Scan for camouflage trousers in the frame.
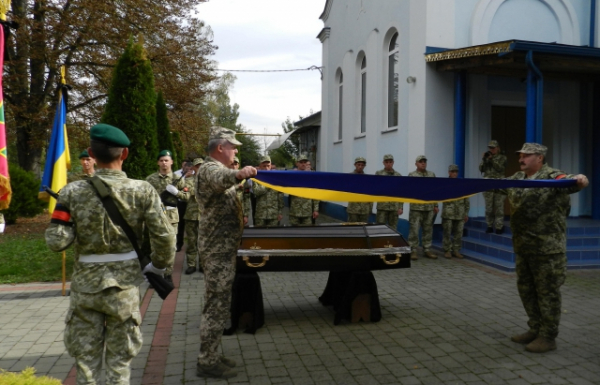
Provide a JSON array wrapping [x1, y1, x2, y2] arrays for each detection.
[[348, 213, 369, 223], [289, 216, 312, 226], [516, 253, 567, 339], [166, 222, 178, 276], [198, 252, 236, 366], [408, 210, 435, 251], [376, 210, 398, 230], [483, 191, 505, 229], [442, 218, 464, 252], [65, 287, 142, 385], [185, 220, 199, 268], [255, 218, 279, 227]]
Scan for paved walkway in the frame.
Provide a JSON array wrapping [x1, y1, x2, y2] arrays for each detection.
[[1, 227, 600, 384]]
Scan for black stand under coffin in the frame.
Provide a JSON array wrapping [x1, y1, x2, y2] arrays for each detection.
[[238, 224, 411, 272]]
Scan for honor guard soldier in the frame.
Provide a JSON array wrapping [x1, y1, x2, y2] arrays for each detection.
[[45, 123, 175, 384], [146, 149, 189, 283], [288, 153, 319, 226], [252, 155, 283, 226], [408, 155, 439, 260], [441, 165, 470, 259], [347, 157, 373, 223], [183, 157, 204, 274], [68, 149, 96, 183], [479, 140, 507, 234], [498, 143, 588, 353], [375, 154, 403, 228]]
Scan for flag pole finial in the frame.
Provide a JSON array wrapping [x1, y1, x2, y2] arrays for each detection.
[[0, 0, 11, 21]]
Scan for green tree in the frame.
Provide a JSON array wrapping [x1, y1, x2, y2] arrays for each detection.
[[269, 117, 300, 168], [172, 132, 185, 167], [155, 91, 177, 165], [101, 37, 158, 179], [0, 163, 46, 224]]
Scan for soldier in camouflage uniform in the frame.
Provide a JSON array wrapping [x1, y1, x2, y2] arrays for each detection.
[[498, 143, 588, 353], [479, 140, 507, 234], [232, 156, 252, 226], [196, 126, 257, 378], [146, 149, 189, 282], [45, 123, 175, 385], [347, 157, 373, 222], [408, 155, 439, 260], [374, 154, 403, 228], [252, 155, 283, 226], [183, 158, 204, 275], [289, 153, 319, 226], [441, 165, 470, 259], [67, 149, 95, 183]]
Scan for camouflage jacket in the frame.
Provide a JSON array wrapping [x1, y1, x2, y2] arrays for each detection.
[[45, 169, 175, 293], [253, 182, 284, 220], [374, 169, 404, 211], [408, 170, 438, 211], [196, 156, 244, 255], [347, 170, 374, 215], [146, 171, 189, 224], [499, 164, 580, 256], [441, 197, 470, 220], [479, 153, 507, 179], [289, 195, 319, 218], [183, 176, 201, 221], [67, 172, 94, 184], [237, 180, 252, 218]]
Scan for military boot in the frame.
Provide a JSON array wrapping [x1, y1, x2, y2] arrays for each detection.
[[220, 356, 237, 368], [525, 336, 556, 353], [424, 250, 437, 259], [411, 251, 418, 260], [197, 362, 237, 378], [452, 251, 464, 259], [444, 252, 451, 259], [510, 331, 537, 344]]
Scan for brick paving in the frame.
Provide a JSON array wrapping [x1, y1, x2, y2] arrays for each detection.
[[1, 219, 600, 384]]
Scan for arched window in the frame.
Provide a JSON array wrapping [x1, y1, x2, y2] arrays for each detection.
[[338, 71, 343, 140], [360, 56, 367, 134], [387, 33, 399, 128]]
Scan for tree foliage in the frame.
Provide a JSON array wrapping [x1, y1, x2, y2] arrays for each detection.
[[3, 0, 216, 175], [101, 37, 158, 179], [0, 163, 46, 224], [155, 90, 177, 165], [269, 117, 300, 169]]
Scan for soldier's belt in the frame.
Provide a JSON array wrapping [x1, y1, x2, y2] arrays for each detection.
[[79, 251, 137, 263]]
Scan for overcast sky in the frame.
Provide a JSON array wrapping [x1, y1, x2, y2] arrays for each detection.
[[196, 0, 325, 146]]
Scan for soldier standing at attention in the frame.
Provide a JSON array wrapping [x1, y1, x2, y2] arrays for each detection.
[[252, 155, 283, 226], [408, 155, 439, 260], [68, 149, 96, 183], [347, 157, 373, 223], [45, 123, 175, 384], [146, 149, 188, 283], [441, 164, 469, 259], [183, 158, 204, 275], [288, 153, 319, 226], [196, 127, 257, 378], [375, 154, 403, 228], [479, 140, 507, 233], [498, 143, 588, 353]]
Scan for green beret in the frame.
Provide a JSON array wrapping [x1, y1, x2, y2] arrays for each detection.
[[157, 149, 173, 160], [79, 149, 90, 159], [90, 123, 131, 147]]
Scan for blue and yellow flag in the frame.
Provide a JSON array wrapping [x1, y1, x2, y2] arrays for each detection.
[[252, 170, 577, 203], [39, 73, 71, 213]]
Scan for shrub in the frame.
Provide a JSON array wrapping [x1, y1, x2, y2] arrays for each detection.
[[0, 367, 62, 384], [0, 163, 46, 224]]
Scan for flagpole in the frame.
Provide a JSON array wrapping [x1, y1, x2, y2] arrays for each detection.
[[60, 66, 67, 296]]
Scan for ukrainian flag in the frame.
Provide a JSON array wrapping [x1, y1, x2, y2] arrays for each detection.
[[39, 83, 71, 213]]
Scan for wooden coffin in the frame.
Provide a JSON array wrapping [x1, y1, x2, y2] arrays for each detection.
[[237, 224, 411, 272]]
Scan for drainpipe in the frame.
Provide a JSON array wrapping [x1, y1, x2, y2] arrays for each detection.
[[454, 71, 467, 177], [591, 0, 597, 47], [525, 51, 544, 143]]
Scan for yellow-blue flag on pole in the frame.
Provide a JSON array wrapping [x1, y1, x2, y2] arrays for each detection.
[[39, 67, 71, 213]]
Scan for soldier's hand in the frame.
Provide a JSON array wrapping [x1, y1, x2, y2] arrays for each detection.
[[236, 166, 257, 180], [165, 184, 179, 195], [573, 174, 589, 189], [313, 211, 319, 219], [434, 207, 439, 214], [397, 208, 403, 216], [243, 216, 249, 226]]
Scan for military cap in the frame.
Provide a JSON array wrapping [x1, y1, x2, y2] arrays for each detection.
[[297, 153, 309, 162], [516, 142, 547, 156], [259, 155, 271, 164], [415, 155, 427, 162], [79, 149, 90, 159], [157, 149, 173, 160], [448, 164, 459, 172], [488, 140, 499, 148], [233, 156, 240, 163], [209, 126, 242, 145], [90, 123, 131, 147], [354, 157, 366, 164], [192, 157, 204, 166], [383, 154, 394, 161]]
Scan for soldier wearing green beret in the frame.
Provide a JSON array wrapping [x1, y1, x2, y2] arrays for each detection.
[[479, 139, 507, 234], [496, 143, 589, 353], [346, 157, 373, 223], [45, 123, 175, 384], [289, 153, 319, 226], [146, 149, 189, 283], [251, 155, 283, 226], [441, 164, 469, 259], [375, 154, 403, 228], [408, 155, 438, 260], [67, 149, 96, 183]]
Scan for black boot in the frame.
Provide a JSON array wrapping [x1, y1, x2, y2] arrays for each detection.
[[495, 226, 504, 234], [485, 227, 493, 234]]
